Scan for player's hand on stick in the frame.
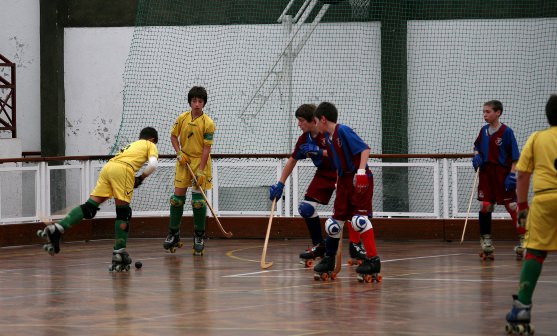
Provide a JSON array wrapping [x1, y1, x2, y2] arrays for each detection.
[[505, 172, 517, 191], [176, 150, 190, 165], [354, 169, 368, 193], [269, 182, 284, 201], [472, 154, 483, 171], [299, 143, 323, 158], [517, 202, 529, 229], [134, 175, 144, 188], [193, 170, 206, 187]]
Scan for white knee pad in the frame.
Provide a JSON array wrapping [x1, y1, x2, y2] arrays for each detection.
[[325, 217, 344, 238], [351, 215, 373, 233]]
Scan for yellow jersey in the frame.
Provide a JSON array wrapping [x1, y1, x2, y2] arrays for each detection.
[[110, 139, 159, 173], [516, 126, 557, 194], [171, 111, 215, 158]]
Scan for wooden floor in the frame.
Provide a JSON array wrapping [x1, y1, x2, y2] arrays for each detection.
[[1, 238, 556, 336]]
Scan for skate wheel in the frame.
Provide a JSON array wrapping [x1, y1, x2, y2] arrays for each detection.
[[357, 274, 364, 283], [125, 264, 131, 271], [169, 247, 177, 253], [313, 273, 321, 281], [321, 273, 329, 281], [37, 229, 45, 238], [347, 259, 354, 266], [357, 259, 363, 266], [177, 242, 184, 248], [516, 324, 525, 334], [363, 274, 373, 283], [331, 272, 338, 280], [375, 274, 383, 282], [305, 260, 314, 268]]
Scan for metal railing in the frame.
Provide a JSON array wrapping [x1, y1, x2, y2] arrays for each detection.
[[0, 154, 515, 224]]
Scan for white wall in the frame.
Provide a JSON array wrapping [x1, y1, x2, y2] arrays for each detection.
[[64, 28, 134, 155], [0, 0, 41, 152]]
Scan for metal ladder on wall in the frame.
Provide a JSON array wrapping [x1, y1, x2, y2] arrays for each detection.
[[240, 0, 330, 121]]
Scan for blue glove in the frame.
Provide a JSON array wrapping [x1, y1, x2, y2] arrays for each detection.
[[472, 154, 483, 171], [299, 143, 323, 158], [269, 182, 285, 201], [293, 149, 306, 161], [505, 172, 517, 191]]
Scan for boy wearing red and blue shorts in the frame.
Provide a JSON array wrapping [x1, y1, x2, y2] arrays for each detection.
[[472, 100, 520, 259], [312, 102, 380, 279]]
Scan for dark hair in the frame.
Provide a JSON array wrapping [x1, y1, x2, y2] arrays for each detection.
[[188, 86, 208, 105], [139, 127, 158, 144], [314, 102, 338, 123], [295, 104, 317, 122], [546, 94, 557, 126], [484, 100, 503, 114]]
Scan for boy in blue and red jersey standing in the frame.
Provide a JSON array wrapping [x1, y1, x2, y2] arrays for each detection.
[[472, 100, 521, 260], [313, 102, 380, 281], [269, 104, 341, 266]]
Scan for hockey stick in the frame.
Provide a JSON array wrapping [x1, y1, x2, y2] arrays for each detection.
[[333, 228, 343, 275], [261, 198, 276, 269], [460, 168, 480, 244], [185, 163, 233, 238]]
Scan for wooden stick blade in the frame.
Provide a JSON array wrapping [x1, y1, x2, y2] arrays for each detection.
[[260, 199, 276, 269], [460, 168, 480, 244], [260, 261, 273, 269], [333, 231, 343, 274], [184, 162, 233, 238]]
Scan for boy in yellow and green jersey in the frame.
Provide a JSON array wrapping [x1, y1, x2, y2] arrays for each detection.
[[505, 94, 557, 334], [38, 127, 159, 272], [164, 86, 215, 255]]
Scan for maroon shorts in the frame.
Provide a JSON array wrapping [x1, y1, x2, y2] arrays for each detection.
[[333, 171, 373, 220], [305, 169, 337, 204], [477, 163, 516, 205]]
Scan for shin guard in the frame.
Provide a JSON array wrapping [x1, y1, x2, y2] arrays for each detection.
[[114, 205, 131, 250], [169, 195, 185, 232], [192, 192, 207, 232], [518, 249, 547, 305], [360, 229, 378, 258], [304, 216, 324, 246], [478, 211, 492, 236]]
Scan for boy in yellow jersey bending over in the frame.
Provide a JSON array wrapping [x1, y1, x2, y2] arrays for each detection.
[[505, 94, 557, 334], [38, 127, 159, 272], [164, 86, 215, 255]]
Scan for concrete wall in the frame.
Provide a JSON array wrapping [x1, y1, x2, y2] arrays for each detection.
[[0, 0, 41, 152]]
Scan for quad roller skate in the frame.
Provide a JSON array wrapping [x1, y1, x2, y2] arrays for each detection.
[[348, 242, 367, 266], [356, 256, 382, 283], [313, 255, 337, 281], [192, 231, 205, 256], [299, 242, 326, 268], [479, 234, 495, 260], [109, 248, 132, 272], [36, 223, 64, 256], [514, 235, 525, 261], [505, 295, 535, 335], [163, 230, 184, 253]]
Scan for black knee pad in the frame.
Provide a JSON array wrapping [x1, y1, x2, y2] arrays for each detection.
[[116, 206, 132, 222], [80, 201, 99, 219]]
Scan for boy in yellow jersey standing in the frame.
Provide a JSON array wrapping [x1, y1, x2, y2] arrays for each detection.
[[38, 127, 159, 272], [505, 94, 557, 335], [164, 86, 215, 255]]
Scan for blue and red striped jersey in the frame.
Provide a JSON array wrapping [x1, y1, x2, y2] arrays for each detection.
[[474, 123, 519, 168], [324, 124, 369, 176]]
